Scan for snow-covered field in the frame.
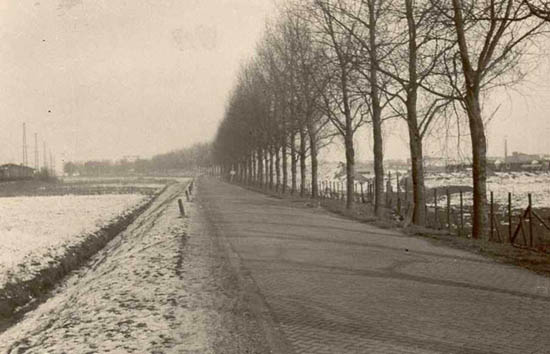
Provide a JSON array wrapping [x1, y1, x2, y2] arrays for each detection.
[[0, 194, 148, 287], [318, 162, 550, 210], [424, 172, 550, 209], [0, 181, 261, 354]]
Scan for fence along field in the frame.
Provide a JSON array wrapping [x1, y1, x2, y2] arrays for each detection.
[[228, 167, 550, 254], [327, 171, 550, 254]]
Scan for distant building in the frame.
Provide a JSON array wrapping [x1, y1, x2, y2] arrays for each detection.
[[493, 151, 550, 171], [0, 164, 35, 180], [505, 152, 541, 164]]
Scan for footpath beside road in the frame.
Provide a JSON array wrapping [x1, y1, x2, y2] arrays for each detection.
[[199, 177, 550, 354]]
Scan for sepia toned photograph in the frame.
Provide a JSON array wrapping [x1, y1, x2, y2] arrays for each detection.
[[0, 0, 549, 353]]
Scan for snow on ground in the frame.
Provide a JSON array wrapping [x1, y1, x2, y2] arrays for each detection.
[[318, 163, 550, 209], [0, 194, 148, 286], [425, 172, 550, 209], [0, 181, 264, 353]]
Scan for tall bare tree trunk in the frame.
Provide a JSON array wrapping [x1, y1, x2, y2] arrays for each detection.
[[290, 131, 297, 194], [257, 149, 264, 187], [451, 0, 488, 239], [345, 134, 355, 209], [405, 0, 425, 225], [252, 153, 256, 184], [282, 135, 288, 193], [341, 70, 355, 209], [408, 128, 426, 224], [369, 0, 384, 217], [248, 154, 253, 184], [466, 92, 488, 238], [269, 146, 274, 190], [264, 152, 269, 188], [238, 161, 243, 182], [299, 126, 307, 197], [308, 124, 319, 199], [275, 146, 281, 191]]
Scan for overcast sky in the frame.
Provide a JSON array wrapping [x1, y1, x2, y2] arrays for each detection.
[[0, 0, 274, 166], [1, 0, 549, 168]]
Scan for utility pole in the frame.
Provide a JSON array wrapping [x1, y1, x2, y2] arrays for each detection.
[[43, 141, 48, 173], [34, 133, 39, 170], [22, 123, 28, 166], [50, 151, 53, 176]]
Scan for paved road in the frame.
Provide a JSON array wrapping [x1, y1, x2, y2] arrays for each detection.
[[198, 177, 550, 354]]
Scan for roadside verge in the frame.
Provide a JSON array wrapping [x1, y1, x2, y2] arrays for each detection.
[[0, 186, 165, 319]]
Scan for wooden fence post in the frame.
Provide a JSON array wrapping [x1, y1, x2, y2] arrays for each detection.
[[178, 199, 185, 217], [460, 190, 464, 237], [434, 188, 438, 228], [490, 191, 494, 241], [528, 193, 533, 248], [447, 188, 451, 233], [508, 192, 512, 242], [424, 204, 428, 227]]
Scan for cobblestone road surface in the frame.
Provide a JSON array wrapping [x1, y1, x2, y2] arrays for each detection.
[[199, 177, 550, 354]]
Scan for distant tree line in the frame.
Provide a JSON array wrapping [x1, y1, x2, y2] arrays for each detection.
[[212, 0, 549, 239], [64, 143, 212, 176]]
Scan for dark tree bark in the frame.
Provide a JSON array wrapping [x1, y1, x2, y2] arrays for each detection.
[[282, 135, 288, 193], [405, 0, 425, 225], [251, 152, 256, 184], [307, 123, 319, 199], [408, 125, 426, 224], [290, 131, 297, 194], [275, 146, 281, 191], [247, 154, 253, 184], [299, 126, 307, 197], [257, 149, 264, 187], [465, 89, 488, 238], [368, 0, 384, 217], [269, 146, 274, 189]]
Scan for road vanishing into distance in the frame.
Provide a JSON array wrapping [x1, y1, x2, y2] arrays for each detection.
[[1, 176, 550, 353], [199, 177, 550, 354]]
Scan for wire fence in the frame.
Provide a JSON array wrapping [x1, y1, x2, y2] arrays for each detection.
[[314, 174, 550, 254], [214, 167, 550, 254]]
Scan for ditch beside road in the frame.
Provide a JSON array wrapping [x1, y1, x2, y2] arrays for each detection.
[[0, 180, 268, 353]]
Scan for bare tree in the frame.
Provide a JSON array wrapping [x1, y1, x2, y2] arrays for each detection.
[[434, 0, 548, 238], [307, 0, 367, 209], [370, 0, 455, 225], [318, 0, 393, 216]]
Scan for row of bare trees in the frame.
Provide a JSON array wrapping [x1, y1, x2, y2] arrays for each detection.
[[213, 0, 548, 239]]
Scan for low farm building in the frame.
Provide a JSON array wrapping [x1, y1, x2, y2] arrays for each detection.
[[0, 164, 35, 180]]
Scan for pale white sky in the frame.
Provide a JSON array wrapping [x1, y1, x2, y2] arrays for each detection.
[[0, 0, 274, 166], [1, 0, 549, 168]]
